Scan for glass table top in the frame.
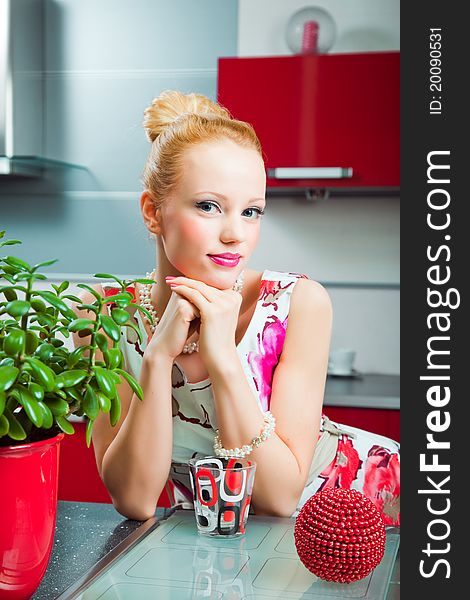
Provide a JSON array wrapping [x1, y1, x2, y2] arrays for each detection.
[[58, 509, 400, 600]]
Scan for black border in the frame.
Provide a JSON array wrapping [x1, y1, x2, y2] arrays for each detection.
[[401, 2, 465, 595]]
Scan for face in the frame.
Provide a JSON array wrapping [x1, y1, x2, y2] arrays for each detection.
[[155, 139, 266, 289]]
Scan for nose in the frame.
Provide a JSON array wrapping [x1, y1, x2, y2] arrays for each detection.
[[220, 213, 246, 244]]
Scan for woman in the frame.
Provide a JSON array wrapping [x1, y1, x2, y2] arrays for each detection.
[[73, 90, 400, 525]]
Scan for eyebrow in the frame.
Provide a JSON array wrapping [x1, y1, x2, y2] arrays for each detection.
[[194, 191, 266, 203]]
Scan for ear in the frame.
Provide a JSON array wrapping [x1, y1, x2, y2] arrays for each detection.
[[140, 191, 162, 235]]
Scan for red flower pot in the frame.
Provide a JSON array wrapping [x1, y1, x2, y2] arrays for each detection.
[[0, 433, 64, 599]]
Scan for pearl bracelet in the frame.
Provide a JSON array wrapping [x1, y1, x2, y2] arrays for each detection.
[[213, 411, 276, 459]]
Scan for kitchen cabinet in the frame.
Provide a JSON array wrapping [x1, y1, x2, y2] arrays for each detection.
[[324, 406, 400, 442], [58, 422, 111, 503], [217, 51, 399, 190], [324, 373, 400, 441]]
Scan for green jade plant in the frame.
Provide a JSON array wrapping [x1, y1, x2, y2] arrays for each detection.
[[0, 230, 155, 447]]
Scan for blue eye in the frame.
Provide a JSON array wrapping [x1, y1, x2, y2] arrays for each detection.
[[195, 201, 265, 219], [195, 201, 220, 213], [243, 207, 265, 219]]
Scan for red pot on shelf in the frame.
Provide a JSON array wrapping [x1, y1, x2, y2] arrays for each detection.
[[0, 433, 64, 600]]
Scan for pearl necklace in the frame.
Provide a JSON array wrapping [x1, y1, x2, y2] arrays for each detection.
[[138, 269, 245, 354]]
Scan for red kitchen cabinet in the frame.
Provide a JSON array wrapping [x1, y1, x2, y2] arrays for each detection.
[[58, 422, 112, 503], [217, 51, 399, 190], [323, 407, 400, 442]]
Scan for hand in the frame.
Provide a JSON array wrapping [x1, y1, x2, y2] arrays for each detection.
[[145, 289, 201, 361], [166, 276, 243, 368]]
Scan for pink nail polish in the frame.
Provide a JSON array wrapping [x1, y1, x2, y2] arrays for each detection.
[[166, 276, 176, 281]]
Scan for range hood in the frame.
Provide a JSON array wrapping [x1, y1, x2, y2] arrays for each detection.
[[1, 0, 54, 177]]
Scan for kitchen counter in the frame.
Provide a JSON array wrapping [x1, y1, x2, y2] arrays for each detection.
[[33, 501, 400, 600], [32, 502, 172, 599], [324, 373, 399, 410]]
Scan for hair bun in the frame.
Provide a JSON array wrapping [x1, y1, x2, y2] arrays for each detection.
[[143, 90, 231, 143]]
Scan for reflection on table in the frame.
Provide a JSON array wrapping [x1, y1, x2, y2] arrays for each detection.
[[54, 507, 399, 600]]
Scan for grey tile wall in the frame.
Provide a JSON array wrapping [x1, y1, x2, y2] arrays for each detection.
[[0, 0, 238, 273]]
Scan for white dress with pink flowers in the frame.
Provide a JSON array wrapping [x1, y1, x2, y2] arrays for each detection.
[[104, 269, 400, 525]]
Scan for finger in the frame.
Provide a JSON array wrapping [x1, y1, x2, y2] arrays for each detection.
[[170, 292, 200, 319], [166, 277, 224, 302], [169, 284, 212, 312]]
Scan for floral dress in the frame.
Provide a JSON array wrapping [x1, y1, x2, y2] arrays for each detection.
[[103, 269, 400, 526]]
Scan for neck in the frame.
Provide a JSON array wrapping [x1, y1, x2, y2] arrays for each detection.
[[151, 266, 177, 318], [152, 246, 184, 316]]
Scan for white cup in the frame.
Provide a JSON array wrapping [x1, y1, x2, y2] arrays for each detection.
[[328, 348, 356, 375]]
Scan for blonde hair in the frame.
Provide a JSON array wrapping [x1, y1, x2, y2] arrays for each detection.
[[141, 90, 263, 208]]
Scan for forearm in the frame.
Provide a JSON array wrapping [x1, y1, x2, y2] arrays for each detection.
[[101, 355, 174, 520], [208, 353, 307, 517]]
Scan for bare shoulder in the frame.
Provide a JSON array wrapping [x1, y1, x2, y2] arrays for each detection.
[[78, 281, 136, 299], [280, 278, 332, 362], [290, 277, 332, 317], [74, 282, 105, 307]]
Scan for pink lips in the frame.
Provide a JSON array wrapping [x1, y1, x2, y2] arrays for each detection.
[[208, 253, 241, 267]]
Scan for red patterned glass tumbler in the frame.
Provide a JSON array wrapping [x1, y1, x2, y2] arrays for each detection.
[[189, 457, 256, 537]]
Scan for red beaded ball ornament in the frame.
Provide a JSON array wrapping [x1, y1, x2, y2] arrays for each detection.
[[294, 488, 386, 583]]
